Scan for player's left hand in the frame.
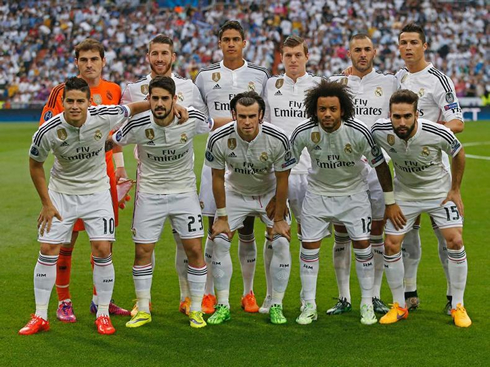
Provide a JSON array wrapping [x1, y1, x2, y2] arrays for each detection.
[[272, 220, 291, 241], [266, 196, 276, 219], [384, 204, 406, 231], [38, 204, 62, 236], [442, 190, 464, 217], [119, 195, 131, 209], [115, 167, 128, 183], [174, 104, 189, 124]]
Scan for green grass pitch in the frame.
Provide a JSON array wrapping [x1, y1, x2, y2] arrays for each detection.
[[0, 121, 489, 366]]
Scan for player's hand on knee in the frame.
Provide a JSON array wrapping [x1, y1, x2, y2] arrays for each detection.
[[211, 218, 232, 240], [442, 190, 464, 217], [38, 204, 62, 235], [174, 104, 189, 124], [272, 220, 291, 241], [385, 204, 406, 231]]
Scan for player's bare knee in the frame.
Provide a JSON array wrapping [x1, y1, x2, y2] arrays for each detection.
[[40, 243, 61, 256], [302, 241, 321, 250], [134, 243, 154, 263], [370, 220, 384, 236], [91, 241, 111, 258], [334, 224, 348, 233], [384, 236, 402, 255], [446, 235, 464, 250]]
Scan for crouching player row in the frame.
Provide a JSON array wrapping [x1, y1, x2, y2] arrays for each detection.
[[20, 77, 150, 335]]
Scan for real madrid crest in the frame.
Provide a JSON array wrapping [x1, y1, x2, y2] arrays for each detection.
[[94, 129, 102, 141], [178, 92, 184, 102], [341, 77, 348, 86], [248, 82, 256, 91], [275, 79, 284, 89], [93, 94, 102, 105], [145, 128, 155, 140], [57, 128, 67, 141], [227, 138, 237, 150], [375, 87, 383, 97], [422, 146, 430, 157], [212, 72, 221, 82], [311, 132, 320, 143], [344, 143, 352, 154], [260, 152, 268, 162], [418, 88, 425, 97], [387, 134, 395, 146], [180, 133, 188, 143], [141, 84, 149, 95]]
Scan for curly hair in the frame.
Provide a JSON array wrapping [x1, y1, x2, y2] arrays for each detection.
[[304, 80, 355, 122]]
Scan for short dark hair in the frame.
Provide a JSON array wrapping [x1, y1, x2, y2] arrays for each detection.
[[399, 23, 426, 44], [304, 80, 355, 122], [75, 38, 105, 59], [349, 33, 372, 46], [149, 76, 176, 96], [281, 35, 308, 55], [63, 77, 90, 100], [389, 89, 419, 112], [218, 20, 245, 40], [148, 34, 174, 53], [230, 91, 265, 117]]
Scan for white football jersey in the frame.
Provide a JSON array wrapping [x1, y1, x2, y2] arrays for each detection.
[[121, 73, 207, 114], [396, 63, 463, 123], [204, 121, 295, 196], [371, 118, 462, 201], [329, 69, 397, 128], [29, 105, 131, 195], [112, 108, 210, 195], [195, 60, 270, 119], [290, 118, 385, 196], [264, 73, 322, 174]]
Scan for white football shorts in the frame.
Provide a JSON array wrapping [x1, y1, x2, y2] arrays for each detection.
[[288, 173, 308, 224], [38, 190, 115, 244], [302, 190, 372, 242], [132, 191, 204, 243], [198, 164, 216, 216], [385, 199, 463, 235]]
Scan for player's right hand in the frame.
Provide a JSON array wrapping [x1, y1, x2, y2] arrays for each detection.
[[384, 204, 406, 231], [211, 218, 233, 240], [38, 204, 62, 236]]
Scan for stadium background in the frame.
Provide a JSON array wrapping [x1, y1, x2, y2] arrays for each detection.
[[0, 1, 489, 366]]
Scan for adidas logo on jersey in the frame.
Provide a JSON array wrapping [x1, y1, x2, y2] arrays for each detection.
[[228, 152, 237, 157], [147, 140, 155, 146], [314, 145, 322, 150], [60, 141, 69, 147], [389, 148, 397, 153], [213, 84, 221, 90], [274, 90, 282, 96]]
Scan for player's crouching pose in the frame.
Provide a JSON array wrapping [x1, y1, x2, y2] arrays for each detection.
[[290, 80, 403, 325], [20, 77, 149, 335], [205, 91, 295, 325], [112, 76, 211, 329], [372, 90, 471, 327]]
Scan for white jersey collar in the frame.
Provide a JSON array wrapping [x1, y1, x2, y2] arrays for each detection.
[[220, 59, 248, 72], [284, 72, 309, 85]]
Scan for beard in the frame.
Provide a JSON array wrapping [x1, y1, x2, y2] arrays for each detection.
[[151, 104, 173, 121], [394, 122, 416, 139], [150, 62, 172, 77]]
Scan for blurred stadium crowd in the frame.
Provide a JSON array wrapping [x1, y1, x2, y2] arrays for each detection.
[[0, 0, 488, 108]]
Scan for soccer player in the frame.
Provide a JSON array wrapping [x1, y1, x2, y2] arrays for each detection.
[[121, 34, 206, 316], [396, 23, 464, 312], [262, 35, 322, 313], [371, 89, 471, 327], [20, 77, 149, 335], [113, 76, 211, 329], [38, 38, 130, 322], [290, 80, 403, 325], [195, 20, 270, 313], [327, 34, 397, 315], [204, 92, 294, 325]]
